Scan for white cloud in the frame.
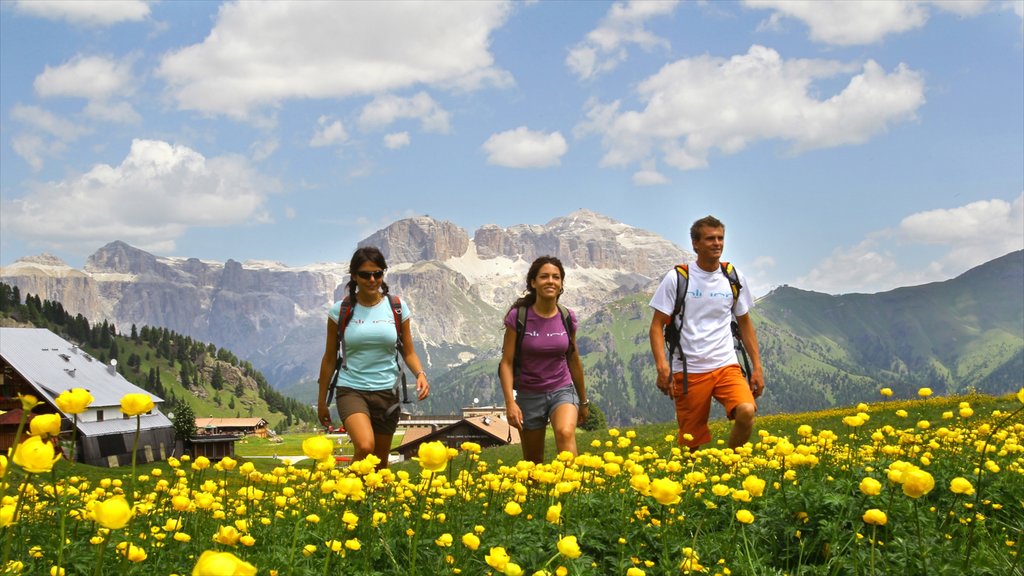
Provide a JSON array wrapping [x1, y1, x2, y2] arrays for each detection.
[[309, 117, 348, 147], [157, 2, 513, 119], [799, 194, 1024, 293], [35, 55, 136, 100], [745, 0, 993, 46], [1009, 0, 1024, 19], [0, 139, 276, 253], [384, 132, 411, 149], [358, 92, 451, 133], [577, 45, 925, 171], [9, 105, 90, 170], [250, 138, 279, 162], [632, 160, 668, 185], [14, 0, 149, 26], [567, 0, 680, 80], [482, 127, 567, 168], [746, 0, 928, 45], [83, 101, 142, 124]]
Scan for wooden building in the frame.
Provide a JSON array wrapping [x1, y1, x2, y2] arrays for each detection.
[[394, 414, 520, 461], [0, 328, 176, 467], [194, 417, 269, 438]]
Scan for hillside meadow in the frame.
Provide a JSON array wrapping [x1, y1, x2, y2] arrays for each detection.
[[1, 389, 1022, 575]]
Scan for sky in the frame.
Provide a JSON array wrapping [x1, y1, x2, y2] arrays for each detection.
[[1, 0, 1022, 297]]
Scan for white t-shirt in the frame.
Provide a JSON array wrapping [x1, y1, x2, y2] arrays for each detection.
[[649, 264, 753, 373]]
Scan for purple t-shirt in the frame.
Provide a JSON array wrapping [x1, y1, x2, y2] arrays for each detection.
[[504, 306, 578, 393]]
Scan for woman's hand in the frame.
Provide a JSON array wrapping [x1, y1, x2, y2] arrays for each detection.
[[506, 401, 524, 430], [317, 403, 331, 427], [577, 404, 590, 426], [415, 372, 429, 400]]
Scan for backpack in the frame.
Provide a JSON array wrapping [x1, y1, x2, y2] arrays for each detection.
[[509, 304, 575, 390], [325, 295, 409, 411], [663, 262, 751, 395]]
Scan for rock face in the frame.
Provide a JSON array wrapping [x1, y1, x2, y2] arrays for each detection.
[[0, 211, 691, 390], [360, 217, 469, 263]]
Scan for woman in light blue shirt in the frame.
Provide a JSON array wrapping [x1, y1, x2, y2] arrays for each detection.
[[317, 247, 429, 469]]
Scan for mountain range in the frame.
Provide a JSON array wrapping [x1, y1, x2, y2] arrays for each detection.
[[2, 212, 1020, 426]]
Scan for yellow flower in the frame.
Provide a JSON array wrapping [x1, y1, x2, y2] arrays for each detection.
[[917, 387, 933, 398], [435, 533, 454, 547], [650, 478, 682, 506], [93, 496, 133, 530], [901, 469, 935, 498], [504, 501, 523, 516], [302, 545, 317, 557], [191, 550, 257, 576], [117, 542, 147, 562], [345, 538, 360, 551], [880, 388, 893, 397], [460, 442, 481, 454], [505, 563, 524, 576], [627, 568, 646, 576], [546, 503, 562, 524], [742, 475, 766, 498], [29, 413, 61, 438], [859, 477, 882, 496], [862, 509, 887, 526], [950, 477, 975, 495], [120, 393, 154, 416], [557, 535, 582, 559], [13, 435, 61, 473], [301, 436, 334, 461], [55, 388, 94, 414], [462, 533, 480, 551], [1017, 387, 1024, 404], [18, 394, 40, 410], [485, 547, 511, 571], [1, 504, 17, 528], [213, 525, 242, 546], [417, 441, 449, 472], [735, 510, 755, 524]]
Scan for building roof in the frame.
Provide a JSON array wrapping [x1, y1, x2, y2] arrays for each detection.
[[0, 327, 165, 415], [77, 412, 173, 436], [195, 417, 268, 428], [395, 414, 520, 451]]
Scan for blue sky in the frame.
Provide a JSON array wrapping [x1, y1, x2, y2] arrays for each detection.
[[1, 0, 1021, 296]]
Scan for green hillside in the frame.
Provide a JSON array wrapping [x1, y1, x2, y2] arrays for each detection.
[[428, 251, 1023, 425], [0, 283, 316, 431]]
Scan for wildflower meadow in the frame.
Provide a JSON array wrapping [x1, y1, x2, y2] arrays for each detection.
[[1, 387, 1022, 575]]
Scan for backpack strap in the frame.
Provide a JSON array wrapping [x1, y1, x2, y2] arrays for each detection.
[[557, 303, 575, 356], [720, 262, 741, 302], [719, 262, 752, 381], [326, 296, 356, 405], [385, 295, 411, 408], [665, 265, 690, 395]]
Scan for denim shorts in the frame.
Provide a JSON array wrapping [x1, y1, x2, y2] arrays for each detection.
[[516, 385, 578, 430]]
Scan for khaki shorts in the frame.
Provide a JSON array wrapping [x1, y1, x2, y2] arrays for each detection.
[[672, 364, 756, 449], [336, 387, 400, 435]]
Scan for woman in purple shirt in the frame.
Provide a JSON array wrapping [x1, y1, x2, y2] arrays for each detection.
[[498, 256, 588, 463]]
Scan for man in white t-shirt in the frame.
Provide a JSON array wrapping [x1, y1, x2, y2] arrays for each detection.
[[648, 215, 764, 450]]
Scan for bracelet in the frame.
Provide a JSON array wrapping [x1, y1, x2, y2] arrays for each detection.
[[580, 398, 590, 406], [415, 371, 426, 378]]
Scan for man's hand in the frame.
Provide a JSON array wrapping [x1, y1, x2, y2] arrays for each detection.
[[655, 361, 673, 398], [748, 368, 765, 399]]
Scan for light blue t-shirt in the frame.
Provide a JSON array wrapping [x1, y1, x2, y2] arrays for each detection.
[[328, 296, 411, 391]]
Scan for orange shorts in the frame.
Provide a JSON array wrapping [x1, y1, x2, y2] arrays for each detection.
[[672, 364, 756, 449]]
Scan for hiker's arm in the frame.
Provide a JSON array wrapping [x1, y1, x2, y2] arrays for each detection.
[[567, 337, 588, 425], [649, 310, 672, 394], [735, 313, 764, 398], [400, 318, 430, 401], [317, 318, 339, 425], [498, 326, 523, 430]]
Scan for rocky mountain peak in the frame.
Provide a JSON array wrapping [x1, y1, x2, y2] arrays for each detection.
[[84, 241, 162, 275], [359, 216, 470, 264], [11, 254, 70, 268]]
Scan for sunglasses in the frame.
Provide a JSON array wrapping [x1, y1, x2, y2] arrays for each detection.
[[355, 270, 385, 280]]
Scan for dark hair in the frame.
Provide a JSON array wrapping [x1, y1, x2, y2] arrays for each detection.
[[690, 215, 725, 243], [510, 255, 565, 311], [346, 246, 390, 303]]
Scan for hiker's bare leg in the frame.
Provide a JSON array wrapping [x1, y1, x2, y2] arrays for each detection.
[[521, 428, 547, 464], [550, 403, 579, 456], [372, 433, 394, 470], [728, 403, 756, 449], [344, 412, 376, 462]]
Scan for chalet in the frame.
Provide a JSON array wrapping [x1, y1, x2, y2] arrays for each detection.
[[194, 417, 269, 438], [0, 327, 176, 467], [394, 414, 520, 462]]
